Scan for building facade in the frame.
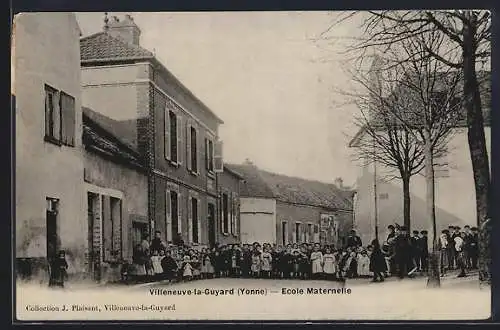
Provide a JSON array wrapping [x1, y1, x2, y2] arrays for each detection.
[[215, 167, 243, 246], [14, 13, 86, 280], [82, 107, 149, 282], [80, 15, 227, 248], [228, 162, 354, 247]]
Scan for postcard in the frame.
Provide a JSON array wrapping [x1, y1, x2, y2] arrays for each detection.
[[13, 10, 492, 321]]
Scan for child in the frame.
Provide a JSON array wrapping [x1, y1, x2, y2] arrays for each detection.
[[201, 250, 215, 279], [322, 247, 337, 281], [251, 250, 261, 278], [344, 251, 358, 279], [182, 255, 193, 281], [231, 246, 241, 278], [370, 239, 387, 282], [260, 247, 273, 278], [291, 250, 301, 279], [310, 243, 324, 280], [357, 250, 371, 278], [49, 250, 68, 288], [151, 250, 164, 280], [271, 246, 281, 279], [298, 247, 309, 280], [161, 250, 178, 283], [120, 260, 130, 283]]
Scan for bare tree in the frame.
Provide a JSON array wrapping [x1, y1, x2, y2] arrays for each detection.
[[325, 9, 491, 285], [346, 30, 463, 287]]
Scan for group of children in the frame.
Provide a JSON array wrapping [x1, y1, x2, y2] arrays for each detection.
[[124, 231, 387, 284]]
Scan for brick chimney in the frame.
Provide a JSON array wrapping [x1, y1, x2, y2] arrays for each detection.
[[104, 14, 141, 46]]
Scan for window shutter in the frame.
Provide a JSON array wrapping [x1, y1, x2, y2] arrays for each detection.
[[53, 92, 61, 140], [177, 192, 182, 235], [313, 224, 320, 243], [233, 196, 239, 236], [186, 124, 192, 170], [165, 190, 172, 242], [292, 224, 297, 243], [45, 90, 51, 137], [196, 128, 201, 174], [205, 138, 209, 170], [214, 140, 224, 173], [187, 196, 193, 244], [219, 195, 224, 234], [60, 92, 75, 146], [197, 199, 201, 244], [177, 115, 183, 165], [164, 106, 170, 160]]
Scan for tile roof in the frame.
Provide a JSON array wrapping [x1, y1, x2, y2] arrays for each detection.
[[80, 32, 153, 62], [226, 163, 353, 211], [82, 107, 145, 170]]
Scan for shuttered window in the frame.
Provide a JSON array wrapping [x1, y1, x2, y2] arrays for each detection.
[[59, 91, 75, 146], [214, 140, 223, 173]]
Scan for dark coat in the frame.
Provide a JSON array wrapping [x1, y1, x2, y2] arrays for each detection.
[[345, 235, 363, 249], [370, 249, 387, 273]]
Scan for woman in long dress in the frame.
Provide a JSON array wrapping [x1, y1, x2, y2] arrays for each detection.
[[310, 243, 324, 280]]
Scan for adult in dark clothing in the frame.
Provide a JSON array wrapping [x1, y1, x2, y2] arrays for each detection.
[[161, 250, 178, 282], [370, 239, 387, 282], [469, 227, 479, 269], [345, 230, 362, 249], [385, 225, 397, 274], [241, 245, 252, 278], [418, 230, 429, 272], [410, 230, 420, 270], [393, 227, 412, 279], [150, 230, 165, 254], [447, 225, 457, 269], [462, 225, 473, 269], [386, 225, 396, 242], [173, 232, 184, 247]]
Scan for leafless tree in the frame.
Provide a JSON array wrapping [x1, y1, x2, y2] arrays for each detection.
[[346, 29, 463, 287], [324, 10, 491, 285]]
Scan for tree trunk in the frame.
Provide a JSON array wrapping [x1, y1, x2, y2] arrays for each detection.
[[402, 176, 411, 230], [462, 11, 491, 285], [424, 131, 440, 288]]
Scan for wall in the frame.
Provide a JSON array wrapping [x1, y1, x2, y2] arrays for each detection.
[[275, 202, 353, 247], [239, 198, 276, 244], [353, 127, 491, 245], [83, 150, 148, 262], [14, 13, 86, 279]]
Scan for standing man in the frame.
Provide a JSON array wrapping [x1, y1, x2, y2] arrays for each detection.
[[345, 230, 362, 249], [462, 225, 473, 269], [470, 227, 479, 270], [447, 225, 456, 270], [150, 230, 166, 254], [393, 226, 411, 279], [418, 230, 429, 273], [410, 230, 420, 272]]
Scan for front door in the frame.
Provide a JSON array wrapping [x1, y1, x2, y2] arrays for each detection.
[[207, 203, 216, 247]]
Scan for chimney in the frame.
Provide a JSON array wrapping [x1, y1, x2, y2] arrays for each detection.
[[334, 177, 344, 189], [104, 14, 141, 46]]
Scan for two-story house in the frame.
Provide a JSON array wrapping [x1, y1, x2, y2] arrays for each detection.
[[13, 13, 86, 281], [80, 14, 225, 247]]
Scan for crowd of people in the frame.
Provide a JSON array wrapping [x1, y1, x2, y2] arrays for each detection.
[[123, 224, 479, 284]]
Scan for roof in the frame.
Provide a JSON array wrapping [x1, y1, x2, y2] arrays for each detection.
[[82, 107, 146, 171], [349, 70, 492, 147], [226, 163, 353, 211], [223, 165, 245, 180], [80, 31, 224, 124], [80, 31, 153, 63]]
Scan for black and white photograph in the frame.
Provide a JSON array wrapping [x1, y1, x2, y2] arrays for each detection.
[[12, 10, 492, 321]]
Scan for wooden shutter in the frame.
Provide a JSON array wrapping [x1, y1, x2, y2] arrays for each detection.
[[197, 198, 201, 244], [186, 123, 192, 170], [214, 140, 223, 173], [53, 92, 61, 140], [164, 106, 170, 160], [60, 92, 75, 146], [187, 196, 193, 243], [292, 223, 297, 243], [177, 192, 182, 234], [218, 195, 224, 234], [205, 138, 209, 170], [233, 195, 239, 236], [196, 128, 201, 174], [177, 115, 183, 165], [165, 190, 172, 242]]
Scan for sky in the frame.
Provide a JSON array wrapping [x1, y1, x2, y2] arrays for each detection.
[[76, 12, 363, 186]]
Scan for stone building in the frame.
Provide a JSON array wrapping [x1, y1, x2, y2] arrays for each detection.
[[80, 14, 226, 247], [227, 162, 354, 247], [82, 107, 148, 282], [13, 13, 86, 280]]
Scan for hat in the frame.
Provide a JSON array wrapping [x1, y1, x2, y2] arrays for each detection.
[[471, 226, 478, 231], [420, 230, 428, 234], [448, 225, 455, 228], [413, 230, 419, 234], [464, 225, 470, 228], [388, 225, 395, 230]]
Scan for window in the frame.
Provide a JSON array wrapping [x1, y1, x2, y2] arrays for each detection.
[[232, 195, 239, 236], [46, 197, 59, 259], [307, 223, 313, 243], [191, 197, 199, 243], [282, 221, 288, 245], [214, 139, 224, 173], [44, 85, 75, 146], [222, 192, 229, 234], [166, 189, 180, 242], [165, 108, 182, 164], [295, 222, 301, 243], [187, 124, 198, 174], [169, 111, 177, 162], [205, 138, 215, 173]]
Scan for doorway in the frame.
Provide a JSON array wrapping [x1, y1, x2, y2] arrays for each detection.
[[207, 203, 216, 247], [46, 198, 59, 262]]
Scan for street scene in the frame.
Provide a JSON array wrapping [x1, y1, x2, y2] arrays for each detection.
[[13, 10, 491, 321]]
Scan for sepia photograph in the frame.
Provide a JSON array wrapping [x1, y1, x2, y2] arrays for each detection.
[[12, 10, 492, 321]]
